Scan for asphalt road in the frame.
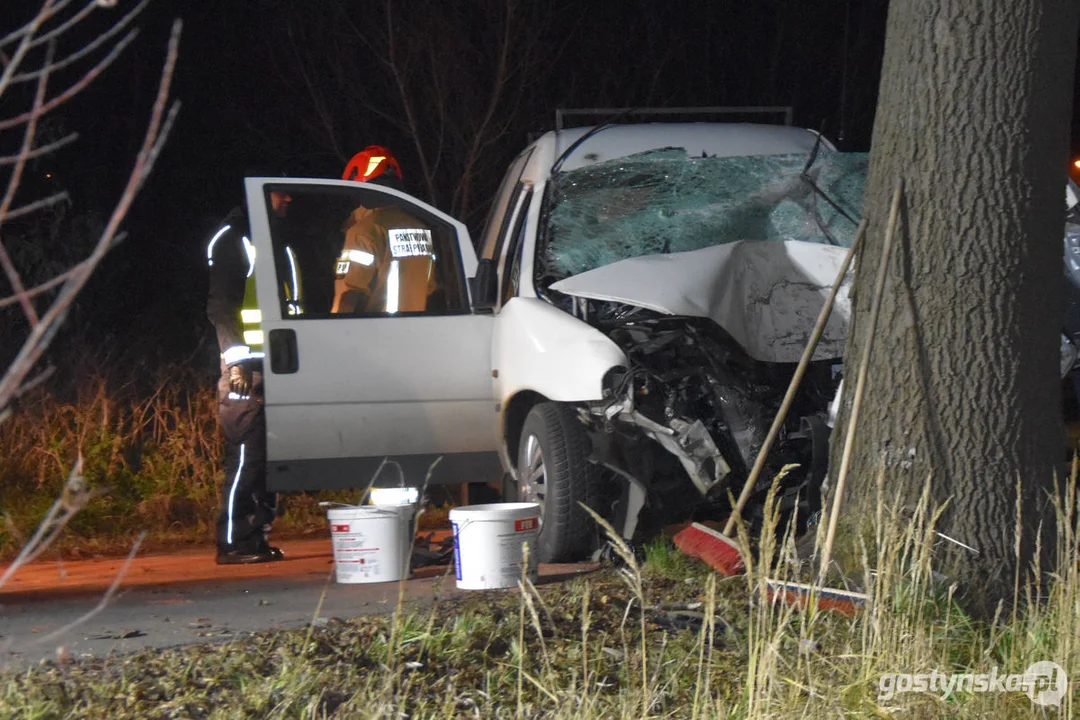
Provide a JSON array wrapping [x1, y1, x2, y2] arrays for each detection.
[[0, 538, 598, 668]]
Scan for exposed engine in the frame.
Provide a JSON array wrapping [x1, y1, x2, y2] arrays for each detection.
[[553, 295, 841, 540]]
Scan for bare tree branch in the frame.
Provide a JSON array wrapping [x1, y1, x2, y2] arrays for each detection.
[[0, 261, 86, 309], [0, 0, 54, 106], [137, 101, 180, 187], [0, 18, 182, 419], [0, 38, 55, 327], [0, 132, 78, 165], [451, 0, 516, 214], [11, 0, 148, 83], [384, 0, 438, 204], [0, 457, 103, 590], [2, 191, 70, 221], [0, 0, 76, 49], [0, 366, 53, 425], [264, 0, 556, 219], [285, 20, 342, 160], [28, 0, 94, 48], [0, 28, 138, 132]]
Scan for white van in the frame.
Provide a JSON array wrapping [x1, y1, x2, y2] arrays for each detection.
[[245, 122, 859, 561]]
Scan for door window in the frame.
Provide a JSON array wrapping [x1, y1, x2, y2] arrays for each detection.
[[261, 183, 470, 317]]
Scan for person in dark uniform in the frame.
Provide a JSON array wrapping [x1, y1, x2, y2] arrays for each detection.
[[205, 179, 300, 564]]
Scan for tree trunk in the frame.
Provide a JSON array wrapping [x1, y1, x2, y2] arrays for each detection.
[[831, 0, 1079, 615]]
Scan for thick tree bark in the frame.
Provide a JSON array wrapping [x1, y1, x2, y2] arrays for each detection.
[[831, 0, 1079, 615]]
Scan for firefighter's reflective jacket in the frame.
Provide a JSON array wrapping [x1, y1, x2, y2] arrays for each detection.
[[206, 206, 301, 369], [330, 205, 436, 314]]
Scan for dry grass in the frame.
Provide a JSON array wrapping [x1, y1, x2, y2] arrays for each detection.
[[1, 464, 1077, 718], [0, 368, 221, 555], [0, 367, 397, 558], [1, 366, 1077, 717]]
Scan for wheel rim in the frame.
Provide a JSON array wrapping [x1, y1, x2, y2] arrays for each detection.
[[521, 433, 547, 517]]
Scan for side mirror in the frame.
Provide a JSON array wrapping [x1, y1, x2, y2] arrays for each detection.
[[470, 258, 498, 312]]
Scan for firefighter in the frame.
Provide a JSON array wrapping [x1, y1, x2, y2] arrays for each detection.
[[331, 146, 439, 314], [205, 176, 301, 564]]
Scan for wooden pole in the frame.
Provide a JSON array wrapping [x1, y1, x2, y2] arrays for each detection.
[[817, 181, 903, 585]]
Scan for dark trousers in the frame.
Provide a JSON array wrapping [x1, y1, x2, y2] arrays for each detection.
[[215, 372, 277, 551]]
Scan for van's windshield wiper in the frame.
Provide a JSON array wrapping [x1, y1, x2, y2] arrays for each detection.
[[798, 131, 859, 245], [549, 107, 640, 177]]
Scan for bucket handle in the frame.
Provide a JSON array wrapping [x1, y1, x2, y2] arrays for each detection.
[[321, 502, 402, 520]]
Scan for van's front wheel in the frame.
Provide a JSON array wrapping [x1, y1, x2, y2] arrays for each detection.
[[515, 402, 599, 563]]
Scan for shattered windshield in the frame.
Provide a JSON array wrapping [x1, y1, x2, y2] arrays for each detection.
[[540, 147, 868, 280]]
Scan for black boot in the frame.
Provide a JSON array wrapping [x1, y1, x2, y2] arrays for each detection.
[[216, 537, 281, 565], [255, 533, 284, 560]]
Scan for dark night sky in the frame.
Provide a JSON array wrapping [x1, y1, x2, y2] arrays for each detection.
[[7, 0, 1080, 374]]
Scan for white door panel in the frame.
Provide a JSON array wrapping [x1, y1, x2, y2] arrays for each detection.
[[264, 315, 495, 461], [264, 316, 492, 405], [244, 178, 498, 487], [267, 400, 496, 460]]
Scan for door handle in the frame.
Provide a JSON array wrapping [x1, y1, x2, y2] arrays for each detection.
[[269, 328, 299, 374]]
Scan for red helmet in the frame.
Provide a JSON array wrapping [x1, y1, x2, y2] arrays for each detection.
[[343, 146, 403, 183]]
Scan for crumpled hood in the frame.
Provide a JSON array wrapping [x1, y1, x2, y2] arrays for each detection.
[[548, 240, 852, 364]]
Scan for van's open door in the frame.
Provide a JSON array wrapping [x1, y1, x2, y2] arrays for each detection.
[[245, 178, 499, 490]]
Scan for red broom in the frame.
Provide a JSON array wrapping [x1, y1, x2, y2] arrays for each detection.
[[673, 521, 746, 575], [765, 579, 867, 617], [673, 220, 868, 576]]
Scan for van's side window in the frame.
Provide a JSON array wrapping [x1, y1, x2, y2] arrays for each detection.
[[501, 190, 533, 306], [479, 149, 533, 261]]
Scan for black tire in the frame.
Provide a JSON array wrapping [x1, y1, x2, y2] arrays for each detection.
[[516, 402, 599, 562]]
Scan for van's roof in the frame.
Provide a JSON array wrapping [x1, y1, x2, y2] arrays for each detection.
[[534, 122, 826, 174]]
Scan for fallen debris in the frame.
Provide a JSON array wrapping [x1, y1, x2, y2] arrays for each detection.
[[764, 579, 867, 617], [86, 630, 146, 640]]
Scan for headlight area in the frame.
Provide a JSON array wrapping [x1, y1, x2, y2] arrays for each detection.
[[578, 307, 838, 533]]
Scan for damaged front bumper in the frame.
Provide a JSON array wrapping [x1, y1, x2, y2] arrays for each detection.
[[594, 393, 730, 497], [574, 311, 841, 540]]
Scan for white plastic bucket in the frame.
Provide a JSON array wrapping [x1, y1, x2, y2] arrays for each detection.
[[449, 503, 541, 590], [327, 506, 409, 584], [369, 489, 418, 566]]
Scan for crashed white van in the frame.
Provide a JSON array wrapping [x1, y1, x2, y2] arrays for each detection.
[[245, 122, 862, 562]]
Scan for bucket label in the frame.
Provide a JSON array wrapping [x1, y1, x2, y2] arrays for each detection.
[[452, 521, 462, 581], [514, 517, 538, 533], [496, 528, 539, 576], [331, 523, 350, 533], [336, 547, 381, 579]]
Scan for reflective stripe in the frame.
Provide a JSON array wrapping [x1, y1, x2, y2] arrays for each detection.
[[226, 443, 246, 545], [345, 249, 375, 266], [222, 345, 252, 365], [386, 259, 400, 314], [243, 330, 264, 346], [223, 347, 265, 365], [242, 236, 256, 278], [241, 309, 262, 324], [285, 245, 300, 301], [365, 156, 386, 177], [227, 392, 249, 401], [206, 224, 231, 266]]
